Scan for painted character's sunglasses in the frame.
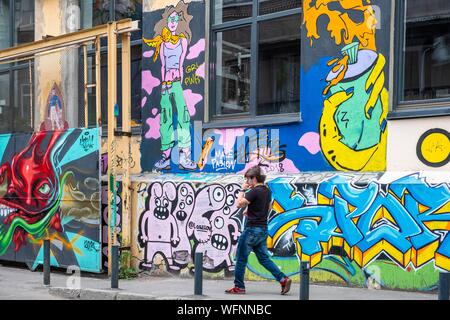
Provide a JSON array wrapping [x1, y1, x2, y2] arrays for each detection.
[[167, 14, 181, 24]]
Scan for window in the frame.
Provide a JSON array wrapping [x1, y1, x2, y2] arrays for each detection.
[[210, 0, 301, 124], [0, 0, 34, 134], [0, 65, 34, 134], [394, 0, 450, 117], [14, 0, 34, 45], [80, 0, 143, 130], [82, 46, 142, 128], [0, 0, 10, 50], [81, 0, 142, 41]]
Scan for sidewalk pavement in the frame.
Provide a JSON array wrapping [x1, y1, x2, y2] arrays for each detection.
[[0, 264, 437, 300]]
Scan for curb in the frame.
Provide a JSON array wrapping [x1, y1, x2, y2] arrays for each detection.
[[48, 287, 196, 300]]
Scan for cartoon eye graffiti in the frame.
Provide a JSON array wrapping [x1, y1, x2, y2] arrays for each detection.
[[226, 185, 234, 192], [180, 186, 188, 196], [224, 206, 231, 215], [226, 195, 234, 206], [163, 198, 169, 207], [179, 202, 185, 209], [38, 183, 51, 195], [213, 188, 224, 202], [214, 216, 224, 229], [186, 195, 193, 205], [155, 198, 161, 206]]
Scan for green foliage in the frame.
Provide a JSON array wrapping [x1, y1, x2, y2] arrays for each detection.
[[119, 250, 139, 280]]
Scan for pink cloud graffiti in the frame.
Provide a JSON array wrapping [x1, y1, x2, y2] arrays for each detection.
[[196, 63, 205, 80], [298, 132, 321, 155], [145, 108, 161, 140], [186, 39, 205, 60], [183, 89, 203, 117], [142, 70, 161, 96]]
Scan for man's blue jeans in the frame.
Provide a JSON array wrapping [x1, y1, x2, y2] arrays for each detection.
[[234, 226, 286, 289]]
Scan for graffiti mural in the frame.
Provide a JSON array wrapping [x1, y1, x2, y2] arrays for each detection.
[[137, 181, 242, 272], [40, 83, 69, 131], [302, 0, 389, 171], [101, 182, 122, 269], [268, 173, 450, 272], [0, 128, 102, 272], [135, 173, 448, 290], [141, 0, 205, 172], [416, 129, 450, 168], [197, 126, 301, 175]]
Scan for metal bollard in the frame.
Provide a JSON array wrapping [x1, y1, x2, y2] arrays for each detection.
[[43, 239, 51, 286], [111, 245, 119, 289], [194, 252, 203, 295], [438, 272, 450, 300], [300, 261, 310, 300]]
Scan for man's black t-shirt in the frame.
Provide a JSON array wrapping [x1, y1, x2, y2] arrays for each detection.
[[244, 185, 272, 227]]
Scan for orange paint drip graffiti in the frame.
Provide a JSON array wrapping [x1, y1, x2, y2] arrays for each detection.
[[323, 54, 349, 95], [27, 230, 84, 256], [303, 0, 377, 50]]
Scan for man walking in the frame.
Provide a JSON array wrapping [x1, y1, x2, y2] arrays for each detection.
[[225, 165, 292, 295]]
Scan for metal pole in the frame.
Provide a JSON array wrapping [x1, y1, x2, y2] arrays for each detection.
[[107, 21, 118, 276], [43, 239, 50, 286], [95, 36, 101, 127], [438, 272, 450, 300], [194, 252, 203, 295], [300, 261, 310, 300], [111, 245, 119, 289], [83, 44, 88, 127], [121, 32, 132, 248]]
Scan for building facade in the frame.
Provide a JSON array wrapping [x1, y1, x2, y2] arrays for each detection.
[[0, 0, 449, 291]]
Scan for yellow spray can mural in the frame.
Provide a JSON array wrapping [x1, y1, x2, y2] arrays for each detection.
[[303, 0, 388, 171]]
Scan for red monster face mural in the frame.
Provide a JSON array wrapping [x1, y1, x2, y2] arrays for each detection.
[[0, 131, 66, 252]]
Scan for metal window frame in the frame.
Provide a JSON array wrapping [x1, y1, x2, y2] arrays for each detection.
[[208, 0, 302, 128], [391, 0, 450, 119], [80, 0, 143, 134]]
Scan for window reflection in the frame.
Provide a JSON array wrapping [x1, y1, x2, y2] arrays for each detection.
[[259, 0, 301, 16], [14, 68, 33, 132], [0, 73, 11, 133], [402, 0, 450, 101], [257, 15, 300, 115], [214, 0, 252, 24], [0, 0, 10, 50], [215, 26, 252, 116], [14, 0, 35, 45]]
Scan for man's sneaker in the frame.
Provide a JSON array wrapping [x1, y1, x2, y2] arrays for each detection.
[[280, 277, 292, 295], [225, 286, 246, 294], [179, 150, 197, 171], [154, 153, 171, 171]]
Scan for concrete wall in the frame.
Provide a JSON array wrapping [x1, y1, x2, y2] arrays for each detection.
[[388, 117, 450, 171]]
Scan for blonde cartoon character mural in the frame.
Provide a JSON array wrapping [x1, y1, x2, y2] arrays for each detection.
[[143, 1, 197, 171]]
